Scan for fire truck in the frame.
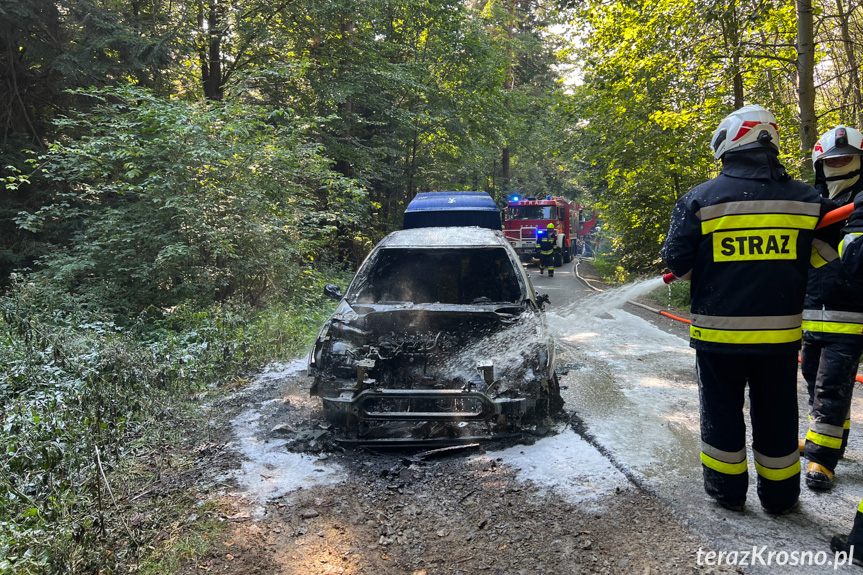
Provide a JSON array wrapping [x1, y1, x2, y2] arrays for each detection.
[[503, 195, 597, 265]]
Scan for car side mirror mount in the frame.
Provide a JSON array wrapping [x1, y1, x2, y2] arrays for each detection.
[[535, 293, 550, 310], [324, 284, 344, 300]]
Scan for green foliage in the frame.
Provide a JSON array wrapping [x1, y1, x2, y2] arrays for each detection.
[[591, 254, 634, 285], [15, 85, 365, 314], [645, 280, 691, 311], [563, 0, 816, 276], [0, 269, 344, 574]]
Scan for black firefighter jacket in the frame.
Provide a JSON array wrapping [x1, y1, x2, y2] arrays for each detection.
[[804, 178, 863, 343], [662, 148, 831, 354]]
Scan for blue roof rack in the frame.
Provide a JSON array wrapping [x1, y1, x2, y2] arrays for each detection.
[[403, 191, 502, 230]]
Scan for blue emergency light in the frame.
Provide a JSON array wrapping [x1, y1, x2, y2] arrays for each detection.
[[510, 194, 520, 202]]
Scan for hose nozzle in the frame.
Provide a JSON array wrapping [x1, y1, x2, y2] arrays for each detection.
[[662, 273, 677, 284]]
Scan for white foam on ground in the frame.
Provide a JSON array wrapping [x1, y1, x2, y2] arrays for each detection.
[[256, 358, 308, 381], [478, 430, 629, 503], [226, 360, 343, 506]]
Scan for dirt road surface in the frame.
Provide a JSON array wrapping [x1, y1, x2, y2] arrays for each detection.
[[177, 258, 863, 574]]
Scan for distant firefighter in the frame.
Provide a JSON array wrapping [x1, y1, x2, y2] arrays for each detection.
[[537, 223, 558, 277]]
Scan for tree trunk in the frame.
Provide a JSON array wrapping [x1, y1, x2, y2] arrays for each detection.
[[720, 3, 744, 108], [732, 54, 744, 109], [501, 0, 515, 192], [502, 146, 510, 193], [796, 0, 817, 153], [199, 0, 223, 101], [835, 0, 863, 127], [335, 18, 354, 179]]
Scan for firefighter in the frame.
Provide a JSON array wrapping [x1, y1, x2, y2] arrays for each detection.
[[537, 223, 557, 277], [801, 125, 863, 491], [661, 105, 830, 514], [827, 195, 863, 566]]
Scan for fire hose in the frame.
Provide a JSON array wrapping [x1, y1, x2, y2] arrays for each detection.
[[625, 299, 863, 384]]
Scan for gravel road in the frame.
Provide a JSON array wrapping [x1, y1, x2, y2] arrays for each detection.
[[175, 258, 863, 574]]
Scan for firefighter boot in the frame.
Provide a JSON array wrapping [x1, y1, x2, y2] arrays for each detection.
[[548, 267, 554, 277], [831, 499, 863, 567], [830, 536, 863, 568], [806, 462, 835, 491], [539, 266, 544, 275]]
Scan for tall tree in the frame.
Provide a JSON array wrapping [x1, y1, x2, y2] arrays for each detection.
[[797, 0, 817, 152]]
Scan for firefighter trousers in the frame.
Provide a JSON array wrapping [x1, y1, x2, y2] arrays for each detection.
[[843, 499, 863, 556], [539, 252, 554, 274], [696, 351, 800, 513], [802, 338, 863, 472]]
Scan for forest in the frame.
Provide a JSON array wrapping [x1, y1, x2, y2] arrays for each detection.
[[1, 0, 862, 572]]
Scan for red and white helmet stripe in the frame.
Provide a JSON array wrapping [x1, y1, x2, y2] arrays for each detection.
[[710, 105, 780, 160]]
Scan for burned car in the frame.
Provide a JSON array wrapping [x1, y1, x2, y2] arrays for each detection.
[[308, 226, 561, 441]]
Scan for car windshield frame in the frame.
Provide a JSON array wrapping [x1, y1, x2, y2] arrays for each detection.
[[348, 246, 526, 306]]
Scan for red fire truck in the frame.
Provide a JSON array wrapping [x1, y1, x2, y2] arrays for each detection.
[[503, 195, 597, 264]]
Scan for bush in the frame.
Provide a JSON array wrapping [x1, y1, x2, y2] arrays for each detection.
[[0, 269, 347, 574], [13, 85, 367, 314], [644, 279, 690, 310], [591, 254, 634, 284], [1, 84, 365, 574]]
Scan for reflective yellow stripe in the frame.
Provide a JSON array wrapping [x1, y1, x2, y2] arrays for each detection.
[[806, 429, 844, 449], [801, 321, 863, 335], [840, 233, 863, 257], [810, 239, 838, 268], [700, 452, 747, 475], [810, 246, 830, 268], [690, 325, 802, 344], [701, 213, 819, 234], [845, 419, 852, 430], [857, 499, 863, 513], [755, 459, 801, 481]]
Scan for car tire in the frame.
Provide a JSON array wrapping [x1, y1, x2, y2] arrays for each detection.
[[553, 251, 563, 267], [563, 243, 572, 263]]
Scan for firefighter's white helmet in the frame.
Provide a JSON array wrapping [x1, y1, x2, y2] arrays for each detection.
[[812, 125, 863, 166], [710, 105, 780, 160]]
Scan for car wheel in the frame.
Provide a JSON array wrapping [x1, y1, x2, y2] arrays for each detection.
[[553, 252, 563, 267], [563, 243, 572, 263]]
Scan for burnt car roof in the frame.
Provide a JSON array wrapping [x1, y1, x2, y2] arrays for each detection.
[[377, 226, 510, 249]]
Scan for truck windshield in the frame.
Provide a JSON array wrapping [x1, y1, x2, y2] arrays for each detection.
[[508, 206, 553, 220]]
